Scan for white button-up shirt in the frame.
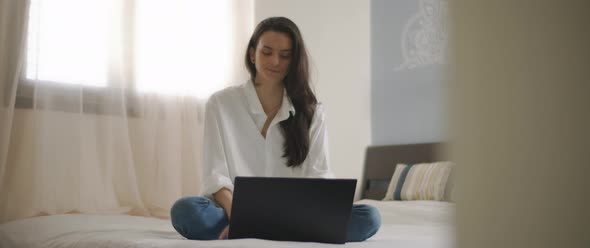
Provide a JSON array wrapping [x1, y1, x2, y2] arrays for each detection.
[[201, 80, 333, 197]]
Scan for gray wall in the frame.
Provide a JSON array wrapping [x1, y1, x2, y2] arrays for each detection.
[[371, 0, 447, 145], [451, 1, 590, 247]]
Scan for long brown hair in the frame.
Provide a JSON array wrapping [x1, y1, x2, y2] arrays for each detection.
[[245, 17, 317, 167]]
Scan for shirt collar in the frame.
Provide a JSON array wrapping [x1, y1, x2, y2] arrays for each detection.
[[243, 79, 296, 118]]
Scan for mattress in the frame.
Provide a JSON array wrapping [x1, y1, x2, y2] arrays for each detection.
[[0, 200, 455, 248]]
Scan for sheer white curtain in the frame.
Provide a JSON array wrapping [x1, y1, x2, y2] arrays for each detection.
[[0, 0, 253, 223]]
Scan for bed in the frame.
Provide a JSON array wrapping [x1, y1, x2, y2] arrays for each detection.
[[0, 143, 454, 248]]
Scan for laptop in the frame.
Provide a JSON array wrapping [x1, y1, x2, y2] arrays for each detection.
[[228, 176, 357, 244]]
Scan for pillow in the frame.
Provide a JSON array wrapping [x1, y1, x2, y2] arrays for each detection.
[[383, 161, 454, 201]]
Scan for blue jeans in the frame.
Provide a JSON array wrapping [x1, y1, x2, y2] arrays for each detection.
[[170, 196, 381, 242]]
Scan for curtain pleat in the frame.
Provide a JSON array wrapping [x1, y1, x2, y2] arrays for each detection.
[[0, 0, 253, 223]]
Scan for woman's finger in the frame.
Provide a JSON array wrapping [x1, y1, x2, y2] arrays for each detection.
[[218, 226, 229, 240]]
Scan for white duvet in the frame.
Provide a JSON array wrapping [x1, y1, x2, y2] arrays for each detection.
[[0, 200, 455, 248]]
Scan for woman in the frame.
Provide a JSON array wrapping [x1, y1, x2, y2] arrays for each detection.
[[170, 17, 381, 242]]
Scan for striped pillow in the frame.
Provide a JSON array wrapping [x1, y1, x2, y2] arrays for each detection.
[[383, 162, 454, 201]]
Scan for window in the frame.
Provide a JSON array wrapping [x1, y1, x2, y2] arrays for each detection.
[[25, 0, 233, 98], [27, 0, 109, 87]]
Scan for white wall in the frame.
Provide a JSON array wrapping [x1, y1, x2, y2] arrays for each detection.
[[255, 0, 371, 199]]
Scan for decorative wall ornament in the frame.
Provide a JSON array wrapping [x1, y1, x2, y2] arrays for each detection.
[[396, 0, 448, 71]]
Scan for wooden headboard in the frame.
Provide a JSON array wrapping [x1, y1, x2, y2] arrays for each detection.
[[361, 143, 445, 200]]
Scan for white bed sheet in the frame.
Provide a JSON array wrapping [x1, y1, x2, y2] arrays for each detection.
[[0, 200, 455, 248]]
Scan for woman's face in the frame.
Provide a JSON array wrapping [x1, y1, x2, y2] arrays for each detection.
[[249, 31, 293, 84]]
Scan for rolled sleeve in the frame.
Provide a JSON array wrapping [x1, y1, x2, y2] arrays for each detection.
[[201, 96, 234, 197], [203, 172, 234, 198]]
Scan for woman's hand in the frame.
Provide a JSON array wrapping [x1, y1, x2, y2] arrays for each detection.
[[218, 225, 230, 239], [213, 188, 233, 240], [213, 188, 233, 218]]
